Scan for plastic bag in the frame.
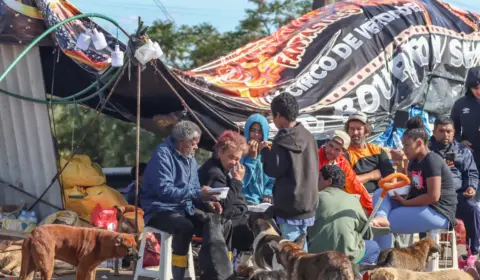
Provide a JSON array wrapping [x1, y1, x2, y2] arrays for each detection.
[[91, 204, 118, 231], [142, 233, 161, 268], [64, 185, 128, 222], [59, 155, 106, 189]]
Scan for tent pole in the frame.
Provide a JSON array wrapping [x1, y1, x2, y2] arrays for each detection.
[[134, 18, 142, 233]]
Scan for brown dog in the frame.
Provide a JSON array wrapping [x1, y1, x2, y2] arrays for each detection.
[[18, 224, 139, 280], [269, 233, 361, 280], [360, 237, 440, 272], [369, 267, 473, 280], [113, 205, 144, 276]]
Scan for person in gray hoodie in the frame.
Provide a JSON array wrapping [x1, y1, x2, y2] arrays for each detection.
[[259, 93, 319, 251]]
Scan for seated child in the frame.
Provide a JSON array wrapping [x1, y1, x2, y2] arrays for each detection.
[[308, 165, 380, 265]]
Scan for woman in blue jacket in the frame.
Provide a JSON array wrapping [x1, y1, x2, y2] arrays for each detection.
[[241, 114, 275, 204]]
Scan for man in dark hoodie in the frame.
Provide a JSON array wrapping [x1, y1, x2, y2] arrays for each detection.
[[259, 92, 319, 251], [451, 67, 480, 173]]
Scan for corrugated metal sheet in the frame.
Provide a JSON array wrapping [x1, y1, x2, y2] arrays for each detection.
[[0, 44, 62, 219]]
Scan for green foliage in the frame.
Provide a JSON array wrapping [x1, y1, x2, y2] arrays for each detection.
[[53, 0, 310, 167]]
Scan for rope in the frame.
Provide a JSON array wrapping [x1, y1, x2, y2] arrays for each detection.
[[0, 13, 129, 104], [28, 62, 129, 211], [151, 63, 217, 143]]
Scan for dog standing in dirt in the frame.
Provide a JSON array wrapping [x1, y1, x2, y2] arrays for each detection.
[[369, 267, 473, 280], [359, 237, 440, 272], [268, 233, 360, 280], [19, 224, 139, 280], [113, 205, 144, 276]]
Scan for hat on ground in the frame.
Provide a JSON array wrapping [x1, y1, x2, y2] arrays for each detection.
[[331, 130, 351, 150]]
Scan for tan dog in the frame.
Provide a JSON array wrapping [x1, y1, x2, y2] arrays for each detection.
[[18, 224, 139, 280], [113, 205, 144, 276], [360, 237, 440, 272], [269, 233, 360, 280], [0, 241, 22, 276], [370, 267, 473, 280]]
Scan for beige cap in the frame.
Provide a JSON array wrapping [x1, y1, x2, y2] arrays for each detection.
[[348, 112, 368, 124], [331, 130, 351, 150]]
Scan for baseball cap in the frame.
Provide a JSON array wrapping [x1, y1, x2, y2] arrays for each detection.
[[347, 112, 368, 125], [331, 130, 351, 150]]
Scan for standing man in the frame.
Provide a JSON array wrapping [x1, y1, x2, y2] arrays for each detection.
[[430, 116, 480, 255], [140, 121, 227, 280], [259, 93, 319, 251], [451, 67, 480, 173], [345, 112, 395, 194]]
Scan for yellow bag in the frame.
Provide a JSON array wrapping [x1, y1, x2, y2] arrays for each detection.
[[59, 155, 106, 189], [64, 185, 128, 222]]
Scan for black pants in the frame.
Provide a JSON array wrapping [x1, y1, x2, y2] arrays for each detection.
[[456, 194, 480, 254], [147, 210, 233, 256], [231, 213, 254, 252]]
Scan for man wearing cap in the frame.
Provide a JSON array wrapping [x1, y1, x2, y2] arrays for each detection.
[[451, 67, 480, 175], [317, 130, 373, 214], [345, 112, 395, 194]]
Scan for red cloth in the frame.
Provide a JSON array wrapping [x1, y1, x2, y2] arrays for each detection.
[[318, 147, 373, 214]]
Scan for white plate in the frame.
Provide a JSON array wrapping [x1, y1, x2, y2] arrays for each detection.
[[248, 203, 272, 213], [207, 187, 229, 199], [388, 185, 410, 197]]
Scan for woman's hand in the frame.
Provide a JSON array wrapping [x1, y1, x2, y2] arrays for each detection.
[[259, 141, 272, 151], [232, 163, 245, 180], [262, 196, 272, 204], [207, 201, 223, 214], [248, 140, 259, 159], [391, 191, 408, 205]]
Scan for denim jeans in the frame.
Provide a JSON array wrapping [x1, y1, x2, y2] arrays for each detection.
[[279, 223, 309, 252], [359, 240, 380, 265], [372, 188, 449, 250]]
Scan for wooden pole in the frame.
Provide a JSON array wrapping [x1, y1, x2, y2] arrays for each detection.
[[134, 16, 142, 233]]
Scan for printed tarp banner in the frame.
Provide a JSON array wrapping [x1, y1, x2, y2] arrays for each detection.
[[174, 0, 480, 140], [0, 0, 48, 45], [2, 0, 480, 143]]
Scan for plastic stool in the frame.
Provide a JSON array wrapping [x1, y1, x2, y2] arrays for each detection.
[[426, 229, 458, 272], [133, 226, 196, 280]]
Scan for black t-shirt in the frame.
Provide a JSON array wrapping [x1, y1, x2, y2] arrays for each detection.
[[408, 152, 458, 226]]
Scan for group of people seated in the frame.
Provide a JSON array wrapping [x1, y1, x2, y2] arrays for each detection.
[[123, 68, 480, 279]]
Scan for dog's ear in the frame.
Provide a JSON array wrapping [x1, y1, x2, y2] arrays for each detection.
[[264, 206, 275, 219], [194, 209, 210, 223], [266, 240, 280, 254], [115, 236, 124, 247], [293, 233, 307, 249]]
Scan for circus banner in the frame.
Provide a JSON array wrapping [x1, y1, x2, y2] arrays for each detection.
[[175, 0, 480, 140]]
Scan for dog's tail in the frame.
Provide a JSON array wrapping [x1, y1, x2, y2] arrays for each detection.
[[18, 237, 35, 280]]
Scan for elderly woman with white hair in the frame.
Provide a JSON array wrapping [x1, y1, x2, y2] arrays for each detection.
[[140, 120, 227, 280]]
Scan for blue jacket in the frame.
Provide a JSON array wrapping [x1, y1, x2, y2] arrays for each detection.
[[240, 114, 275, 204], [429, 137, 479, 193], [140, 136, 201, 223]]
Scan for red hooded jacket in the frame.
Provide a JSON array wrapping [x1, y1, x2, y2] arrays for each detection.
[[318, 146, 373, 214]]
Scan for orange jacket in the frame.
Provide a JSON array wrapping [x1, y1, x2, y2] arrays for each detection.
[[318, 147, 373, 214]]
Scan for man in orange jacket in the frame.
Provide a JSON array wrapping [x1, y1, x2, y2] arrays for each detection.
[[318, 131, 373, 214]]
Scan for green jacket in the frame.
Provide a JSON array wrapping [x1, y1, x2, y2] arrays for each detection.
[[307, 188, 372, 263]]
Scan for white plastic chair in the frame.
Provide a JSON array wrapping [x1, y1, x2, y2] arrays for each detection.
[[426, 228, 458, 272], [133, 226, 195, 280]]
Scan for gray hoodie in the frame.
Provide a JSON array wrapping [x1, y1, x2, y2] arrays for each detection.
[[260, 123, 319, 220]]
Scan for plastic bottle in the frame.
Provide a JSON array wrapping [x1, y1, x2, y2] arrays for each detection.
[[111, 44, 124, 67], [18, 210, 28, 221], [392, 131, 403, 150], [27, 211, 38, 224]]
